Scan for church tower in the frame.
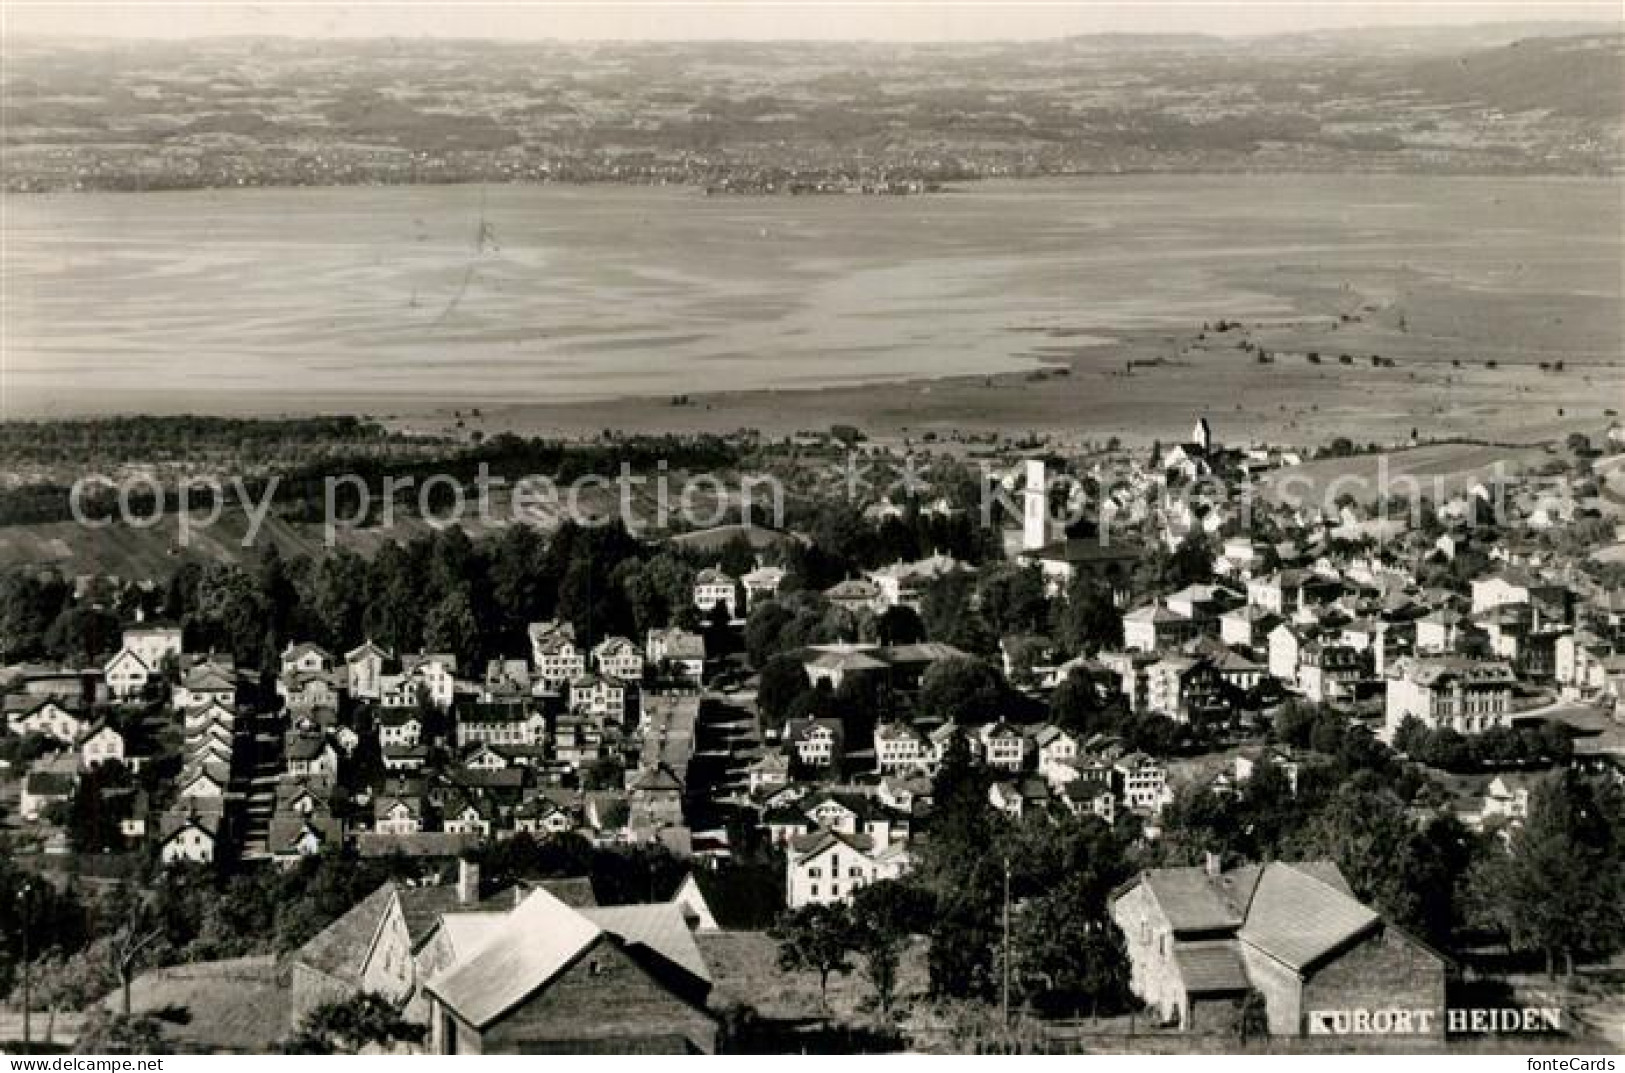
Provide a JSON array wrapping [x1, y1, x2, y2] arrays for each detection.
[[1192, 416, 1213, 454], [1022, 459, 1050, 552]]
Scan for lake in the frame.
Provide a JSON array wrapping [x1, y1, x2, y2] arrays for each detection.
[[2, 174, 1619, 417]]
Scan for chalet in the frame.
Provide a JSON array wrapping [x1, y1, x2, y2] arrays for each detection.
[[822, 577, 882, 615], [873, 721, 930, 773], [276, 777, 332, 817], [785, 717, 844, 769], [742, 564, 786, 607], [77, 721, 126, 769], [693, 566, 741, 620], [979, 721, 1027, 771], [281, 642, 335, 676], [103, 647, 154, 700], [481, 659, 532, 703], [1123, 602, 1201, 653], [378, 710, 424, 749], [1111, 860, 1445, 1036], [1146, 655, 1229, 723], [285, 732, 339, 778], [786, 828, 911, 908], [569, 673, 628, 720], [269, 812, 341, 865], [121, 624, 184, 671], [867, 553, 969, 610], [441, 792, 496, 838], [629, 764, 685, 829], [1234, 746, 1302, 795], [1479, 774, 1535, 830], [158, 808, 220, 865], [989, 776, 1052, 820], [1033, 725, 1081, 786], [1247, 570, 1313, 616], [178, 761, 230, 799], [646, 628, 705, 682], [528, 621, 586, 690], [1099, 650, 1158, 713], [173, 659, 240, 710], [745, 750, 791, 793], [802, 644, 888, 690], [400, 654, 460, 709], [1220, 605, 1280, 650], [383, 744, 431, 772], [5, 696, 86, 744], [1267, 624, 1309, 686], [1471, 570, 1567, 616], [591, 636, 645, 682], [514, 794, 577, 836], [1114, 752, 1168, 814], [281, 670, 342, 712], [1296, 643, 1366, 705], [345, 641, 393, 700], [374, 784, 427, 835], [1020, 535, 1142, 599], [1058, 772, 1115, 823]]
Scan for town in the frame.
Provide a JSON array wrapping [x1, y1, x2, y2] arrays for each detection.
[[1, 415, 1624, 1054]]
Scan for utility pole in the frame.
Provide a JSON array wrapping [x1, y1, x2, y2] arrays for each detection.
[[20, 881, 31, 1048], [1001, 856, 1011, 1030]]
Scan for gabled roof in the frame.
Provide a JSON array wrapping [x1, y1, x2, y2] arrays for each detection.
[[1237, 863, 1378, 971], [581, 902, 711, 984], [1173, 940, 1251, 995], [424, 888, 603, 1028], [292, 881, 400, 983]]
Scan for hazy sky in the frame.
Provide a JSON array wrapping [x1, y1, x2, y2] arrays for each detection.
[[6, 1, 1621, 42]]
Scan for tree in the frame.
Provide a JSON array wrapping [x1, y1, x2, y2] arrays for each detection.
[[770, 904, 856, 1011], [1010, 877, 1131, 1017], [975, 563, 1049, 639], [918, 657, 1005, 726], [1053, 576, 1121, 654], [848, 881, 932, 1015], [756, 653, 812, 735], [874, 605, 925, 646], [1050, 668, 1109, 737], [1469, 773, 1625, 977], [422, 590, 479, 669]]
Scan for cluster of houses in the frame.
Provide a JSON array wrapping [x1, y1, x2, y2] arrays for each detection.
[[3, 611, 721, 868], [4, 415, 1624, 1043]]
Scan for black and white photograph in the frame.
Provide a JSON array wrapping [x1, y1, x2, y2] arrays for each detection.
[[0, 0, 1623, 1059]]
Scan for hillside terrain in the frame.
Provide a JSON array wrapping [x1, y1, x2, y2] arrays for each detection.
[[2, 27, 1620, 192]]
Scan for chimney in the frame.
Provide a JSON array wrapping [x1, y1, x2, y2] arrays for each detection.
[[457, 857, 481, 906], [1203, 850, 1223, 877]]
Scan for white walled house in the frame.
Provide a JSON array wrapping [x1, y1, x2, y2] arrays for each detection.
[[592, 636, 645, 681], [786, 829, 911, 908], [1383, 657, 1516, 742], [529, 621, 586, 690]]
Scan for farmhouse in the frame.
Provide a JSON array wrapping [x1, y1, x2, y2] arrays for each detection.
[[1112, 859, 1446, 1036]]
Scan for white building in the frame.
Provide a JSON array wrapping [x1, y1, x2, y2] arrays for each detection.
[[1383, 657, 1516, 741], [786, 829, 911, 908]]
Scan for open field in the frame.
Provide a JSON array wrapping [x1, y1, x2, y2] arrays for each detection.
[[698, 930, 928, 1023], [1256, 442, 1560, 508], [5, 175, 1620, 448]]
